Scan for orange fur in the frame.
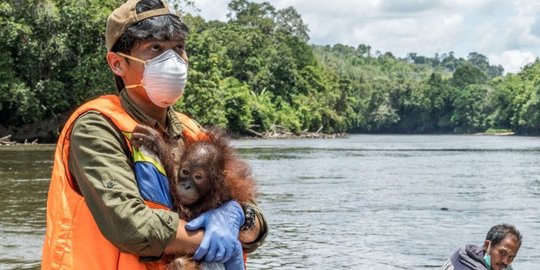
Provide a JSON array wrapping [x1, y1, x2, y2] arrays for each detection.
[[132, 125, 258, 270]]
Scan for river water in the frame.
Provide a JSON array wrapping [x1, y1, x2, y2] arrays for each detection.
[[1, 135, 539, 269]]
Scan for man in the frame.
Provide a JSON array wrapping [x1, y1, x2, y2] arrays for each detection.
[[441, 224, 522, 270], [41, 0, 267, 269]]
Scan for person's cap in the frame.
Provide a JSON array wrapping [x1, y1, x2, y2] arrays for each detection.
[[105, 0, 178, 51]]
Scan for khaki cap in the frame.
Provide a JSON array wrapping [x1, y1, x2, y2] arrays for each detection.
[[105, 0, 178, 51]]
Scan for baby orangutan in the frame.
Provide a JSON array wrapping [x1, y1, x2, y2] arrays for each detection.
[[131, 124, 257, 270]]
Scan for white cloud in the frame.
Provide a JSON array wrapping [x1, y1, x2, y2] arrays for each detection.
[[440, 0, 506, 13], [186, 0, 230, 20], [378, 0, 440, 13], [189, 0, 540, 73], [273, 0, 379, 17], [488, 50, 538, 73], [489, 50, 538, 74]]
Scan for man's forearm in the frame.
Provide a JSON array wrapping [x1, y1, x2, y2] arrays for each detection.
[[239, 215, 262, 243], [239, 207, 268, 253], [167, 215, 262, 253], [164, 219, 204, 255], [167, 206, 268, 256]]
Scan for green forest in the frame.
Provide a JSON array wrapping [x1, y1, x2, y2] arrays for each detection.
[[2, 0, 540, 142]]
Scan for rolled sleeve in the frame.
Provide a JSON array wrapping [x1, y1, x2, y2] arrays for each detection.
[[68, 111, 179, 257], [241, 202, 268, 253]]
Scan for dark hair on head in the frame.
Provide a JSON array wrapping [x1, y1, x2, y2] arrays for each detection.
[[485, 223, 522, 248], [111, 0, 189, 91]]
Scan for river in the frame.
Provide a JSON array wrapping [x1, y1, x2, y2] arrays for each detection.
[[1, 135, 539, 269]]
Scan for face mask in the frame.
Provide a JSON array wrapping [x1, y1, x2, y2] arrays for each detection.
[[484, 253, 492, 270], [119, 49, 188, 108], [484, 241, 493, 270]]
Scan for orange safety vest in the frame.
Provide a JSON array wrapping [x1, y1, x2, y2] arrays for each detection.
[[41, 95, 205, 270]]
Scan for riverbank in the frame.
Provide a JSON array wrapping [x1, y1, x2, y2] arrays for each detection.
[[474, 128, 515, 136], [0, 130, 346, 146], [0, 116, 346, 145], [0, 135, 40, 146], [242, 125, 346, 139], [0, 112, 70, 144], [0, 115, 518, 145]]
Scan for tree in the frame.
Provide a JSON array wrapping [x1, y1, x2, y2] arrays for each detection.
[[0, 0, 117, 127], [451, 84, 488, 133], [451, 64, 488, 89], [227, 0, 276, 34], [275, 6, 309, 42], [468, 52, 503, 78]]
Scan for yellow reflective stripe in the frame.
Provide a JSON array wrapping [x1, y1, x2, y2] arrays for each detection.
[[132, 147, 167, 176], [124, 131, 167, 176]]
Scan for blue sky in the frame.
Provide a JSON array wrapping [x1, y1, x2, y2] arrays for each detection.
[[186, 0, 540, 74]]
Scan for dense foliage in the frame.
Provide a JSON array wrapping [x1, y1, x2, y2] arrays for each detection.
[[2, 0, 540, 136]]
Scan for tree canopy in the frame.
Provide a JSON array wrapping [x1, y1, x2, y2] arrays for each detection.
[[2, 0, 540, 140]]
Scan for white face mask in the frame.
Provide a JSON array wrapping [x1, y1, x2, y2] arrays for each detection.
[[119, 49, 188, 108]]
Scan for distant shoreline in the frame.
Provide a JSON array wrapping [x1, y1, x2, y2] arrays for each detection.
[[474, 128, 515, 136], [475, 132, 515, 136], [0, 128, 523, 147]]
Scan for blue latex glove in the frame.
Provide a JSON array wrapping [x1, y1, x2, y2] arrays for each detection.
[[186, 200, 245, 264], [224, 240, 245, 270]]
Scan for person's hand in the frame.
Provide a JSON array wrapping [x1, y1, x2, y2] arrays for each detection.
[[186, 200, 245, 263], [224, 240, 245, 270]]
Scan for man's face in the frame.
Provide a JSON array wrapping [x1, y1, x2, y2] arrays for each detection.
[[486, 236, 520, 270], [112, 39, 187, 107], [122, 39, 186, 87]]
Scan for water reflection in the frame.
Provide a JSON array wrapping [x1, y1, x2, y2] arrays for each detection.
[[235, 135, 540, 269], [2, 135, 540, 269], [0, 145, 53, 270]]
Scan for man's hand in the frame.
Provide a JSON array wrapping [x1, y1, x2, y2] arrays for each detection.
[[186, 201, 245, 264], [224, 240, 245, 270]]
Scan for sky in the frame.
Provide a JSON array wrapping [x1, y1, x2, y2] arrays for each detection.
[[184, 0, 540, 74]]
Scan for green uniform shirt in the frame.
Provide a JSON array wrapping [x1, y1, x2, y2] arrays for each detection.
[[68, 91, 267, 258]]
